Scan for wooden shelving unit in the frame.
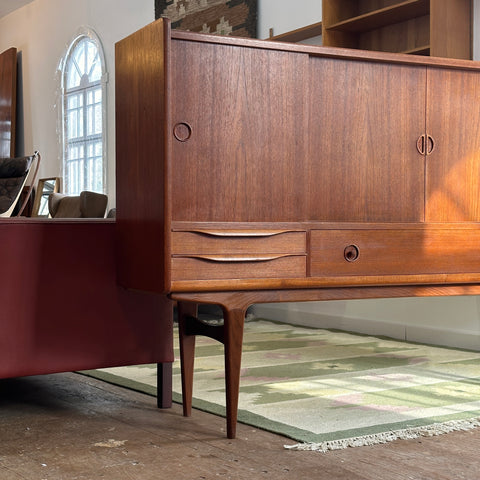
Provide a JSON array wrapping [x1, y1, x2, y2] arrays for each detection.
[[326, 0, 428, 33], [322, 0, 472, 59]]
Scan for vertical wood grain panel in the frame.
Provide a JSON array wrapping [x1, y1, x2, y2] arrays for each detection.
[[322, 0, 358, 49], [115, 19, 170, 293], [426, 67, 480, 221], [0, 48, 17, 158], [430, 0, 471, 60], [170, 40, 309, 222], [308, 57, 426, 222]]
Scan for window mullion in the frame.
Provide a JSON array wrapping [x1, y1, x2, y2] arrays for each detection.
[[83, 89, 88, 192]]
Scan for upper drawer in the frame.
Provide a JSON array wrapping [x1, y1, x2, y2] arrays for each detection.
[[310, 228, 480, 277], [172, 229, 306, 255]]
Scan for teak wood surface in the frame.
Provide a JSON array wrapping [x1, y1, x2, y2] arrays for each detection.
[[0, 47, 17, 158], [322, 0, 472, 59], [115, 18, 480, 438]]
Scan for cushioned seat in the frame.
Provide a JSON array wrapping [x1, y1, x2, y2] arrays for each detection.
[[48, 191, 108, 218], [0, 156, 35, 216]]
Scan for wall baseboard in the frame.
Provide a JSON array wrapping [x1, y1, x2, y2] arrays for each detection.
[[252, 304, 480, 351]]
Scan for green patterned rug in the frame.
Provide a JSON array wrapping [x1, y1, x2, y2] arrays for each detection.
[[81, 319, 480, 451]]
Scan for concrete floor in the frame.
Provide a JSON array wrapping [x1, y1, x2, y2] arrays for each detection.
[[1, 372, 480, 479]]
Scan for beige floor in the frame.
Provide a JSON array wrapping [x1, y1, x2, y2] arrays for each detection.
[[1, 371, 479, 479]]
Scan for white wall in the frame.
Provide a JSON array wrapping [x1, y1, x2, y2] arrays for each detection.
[[257, 0, 321, 39], [253, 296, 480, 350], [0, 0, 154, 206]]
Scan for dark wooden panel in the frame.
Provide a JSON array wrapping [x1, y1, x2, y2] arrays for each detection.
[[170, 39, 309, 222], [0, 47, 17, 158], [310, 227, 480, 276], [426, 67, 480, 221], [115, 19, 170, 293], [308, 57, 426, 222]]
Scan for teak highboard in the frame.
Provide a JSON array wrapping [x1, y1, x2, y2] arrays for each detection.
[[115, 18, 480, 438]]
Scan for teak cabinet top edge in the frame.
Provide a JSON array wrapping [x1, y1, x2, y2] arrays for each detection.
[[170, 22, 480, 72]]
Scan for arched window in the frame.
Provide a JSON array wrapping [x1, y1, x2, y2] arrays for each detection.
[[60, 29, 107, 195]]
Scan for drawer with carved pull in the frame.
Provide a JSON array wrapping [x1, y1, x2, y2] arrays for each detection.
[[171, 229, 307, 280]]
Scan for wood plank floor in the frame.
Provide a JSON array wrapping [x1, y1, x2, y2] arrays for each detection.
[[1, 372, 479, 479]]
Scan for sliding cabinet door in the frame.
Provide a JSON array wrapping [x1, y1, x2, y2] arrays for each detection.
[[170, 40, 310, 223], [425, 68, 480, 221], [308, 57, 426, 222]]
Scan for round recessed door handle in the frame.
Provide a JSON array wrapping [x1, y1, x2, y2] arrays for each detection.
[[173, 122, 192, 142], [416, 134, 435, 155], [344, 244, 359, 262], [426, 134, 435, 155]]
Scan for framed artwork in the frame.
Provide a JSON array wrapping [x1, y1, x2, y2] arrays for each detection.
[[32, 177, 61, 217]]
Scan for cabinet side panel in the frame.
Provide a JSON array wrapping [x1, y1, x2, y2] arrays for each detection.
[[0, 48, 17, 157], [308, 57, 426, 222], [170, 40, 309, 222], [115, 19, 170, 293]]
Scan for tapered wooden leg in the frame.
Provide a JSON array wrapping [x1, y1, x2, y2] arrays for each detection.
[[222, 306, 247, 439], [177, 301, 198, 417], [173, 293, 249, 438]]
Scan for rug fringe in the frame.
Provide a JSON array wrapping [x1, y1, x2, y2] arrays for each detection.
[[284, 417, 480, 453]]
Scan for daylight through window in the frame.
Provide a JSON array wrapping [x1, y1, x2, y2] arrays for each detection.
[[62, 32, 106, 195]]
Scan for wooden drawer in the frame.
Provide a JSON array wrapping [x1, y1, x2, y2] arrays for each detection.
[[172, 230, 306, 255], [310, 228, 480, 277], [172, 229, 307, 281], [172, 254, 306, 281]]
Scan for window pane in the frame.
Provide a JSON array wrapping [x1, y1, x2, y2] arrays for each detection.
[[86, 88, 102, 136], [74, 42, 86, 76], [86, 41, 101, 82], [66, 144, 85, 195], [66, 38, 103, 90], [66, 64, 81, 89], [66, 93, 84, 139]]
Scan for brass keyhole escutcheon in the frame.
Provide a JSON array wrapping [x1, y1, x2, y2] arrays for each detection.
[[344, 244, 359, 262], [173, 122, 192, 142]]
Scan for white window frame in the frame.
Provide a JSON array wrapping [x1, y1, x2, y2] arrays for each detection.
[[59, 28, 107, 195]]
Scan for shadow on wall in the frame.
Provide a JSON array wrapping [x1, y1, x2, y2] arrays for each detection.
[[15, 51, 24, 157]]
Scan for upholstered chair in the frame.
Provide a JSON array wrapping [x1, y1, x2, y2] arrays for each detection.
[[48, 191, 108, 218], [0, 154, 39, 217]]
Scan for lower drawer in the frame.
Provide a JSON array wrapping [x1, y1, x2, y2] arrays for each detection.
[[172, 254, 306, 281], [310, 228, 480, 277]]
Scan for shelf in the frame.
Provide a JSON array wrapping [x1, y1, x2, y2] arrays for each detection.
[[326, 0, 429, 33], [403, 45, 430, 55], [268, 21, 322, 43], [322, 0, 471, 60]]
